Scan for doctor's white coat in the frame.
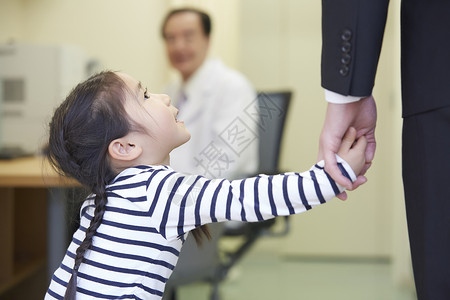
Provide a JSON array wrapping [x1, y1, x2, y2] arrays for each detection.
[[165, 58, 259, 180]]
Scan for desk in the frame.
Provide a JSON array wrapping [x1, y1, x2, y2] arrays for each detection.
[[0, 155, 77, 187], [0, 156, 79, 295]]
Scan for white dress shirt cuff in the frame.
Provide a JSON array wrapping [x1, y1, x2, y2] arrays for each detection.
[[324, 89, 368, 104]]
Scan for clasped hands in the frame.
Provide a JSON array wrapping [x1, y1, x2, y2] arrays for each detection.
[[318, 95, 377, 200]]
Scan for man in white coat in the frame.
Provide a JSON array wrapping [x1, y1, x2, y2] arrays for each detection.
[[161, 7, 258, 180]]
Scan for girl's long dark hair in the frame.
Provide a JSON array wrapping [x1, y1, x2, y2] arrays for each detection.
[[46, 71, 209, 300]]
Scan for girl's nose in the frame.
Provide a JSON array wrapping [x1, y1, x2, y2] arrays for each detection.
[[162, 94, 171, 106], [150, 94, 171, 106]]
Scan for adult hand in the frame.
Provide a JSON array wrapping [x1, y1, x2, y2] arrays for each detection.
[[318, 95, 377, 200]]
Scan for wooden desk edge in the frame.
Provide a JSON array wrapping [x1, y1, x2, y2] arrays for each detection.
[[0, 156, 80, 188], [0, 176, 79, 188]]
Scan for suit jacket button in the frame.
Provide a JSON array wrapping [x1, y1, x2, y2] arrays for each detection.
[[341, 29, 352, 41], [341, 41, 351, 53], [341, 53, 351, 65], [339, 65, 349, 76]]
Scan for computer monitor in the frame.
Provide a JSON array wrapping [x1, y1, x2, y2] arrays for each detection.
[[0, 44, 92, 156]]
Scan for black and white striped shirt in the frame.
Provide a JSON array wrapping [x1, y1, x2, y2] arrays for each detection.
[[45, 156, 355, 299]]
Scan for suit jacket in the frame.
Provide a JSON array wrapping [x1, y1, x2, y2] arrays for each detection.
[[321, 0, 450, 117]]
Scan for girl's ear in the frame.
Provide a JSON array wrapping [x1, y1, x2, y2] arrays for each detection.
[[108, 138, 143, 161]]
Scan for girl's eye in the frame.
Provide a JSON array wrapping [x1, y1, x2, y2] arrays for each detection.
[[144, 88, 150, 100]]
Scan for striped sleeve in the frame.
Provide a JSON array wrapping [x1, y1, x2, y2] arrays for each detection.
[[150, 155, 356, 240]]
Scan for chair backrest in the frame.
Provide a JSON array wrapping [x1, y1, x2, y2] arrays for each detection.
[[256, 91, 292, 174]]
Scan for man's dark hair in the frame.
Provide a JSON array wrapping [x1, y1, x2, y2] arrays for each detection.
[[161, 8, 212, 38]]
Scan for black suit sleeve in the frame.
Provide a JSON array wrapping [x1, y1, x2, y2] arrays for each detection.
[[321, 0, 390, 97]]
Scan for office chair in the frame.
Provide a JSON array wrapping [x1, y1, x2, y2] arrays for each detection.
[[254, 91, 292, 175], [163, 91, 292, 300]]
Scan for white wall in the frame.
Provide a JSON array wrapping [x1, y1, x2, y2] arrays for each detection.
[[0, 0, 25, 41]]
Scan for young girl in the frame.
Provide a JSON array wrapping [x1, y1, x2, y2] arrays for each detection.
[[45, 71, 366, 299]]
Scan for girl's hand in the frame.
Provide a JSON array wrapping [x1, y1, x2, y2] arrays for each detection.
[[337, 127, 368, 177]]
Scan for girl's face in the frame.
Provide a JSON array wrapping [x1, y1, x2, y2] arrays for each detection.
[[118, 73, 191, 160]]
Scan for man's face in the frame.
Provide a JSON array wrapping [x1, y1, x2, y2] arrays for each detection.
[[163, 12, 210, 81]]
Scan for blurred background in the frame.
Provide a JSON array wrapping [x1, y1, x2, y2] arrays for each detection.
[[0, 0, 416, 299]]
